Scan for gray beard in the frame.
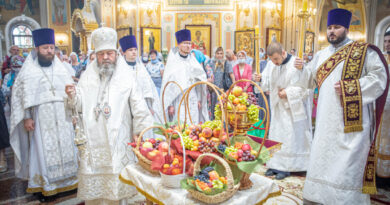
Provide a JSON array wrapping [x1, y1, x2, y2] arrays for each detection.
[[98, 61, 116, 77]]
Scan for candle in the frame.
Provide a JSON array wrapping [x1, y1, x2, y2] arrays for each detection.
[[303, 0, 308, 12]]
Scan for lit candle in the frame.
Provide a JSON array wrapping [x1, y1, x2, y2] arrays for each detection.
[[303, 0, 308, 12]]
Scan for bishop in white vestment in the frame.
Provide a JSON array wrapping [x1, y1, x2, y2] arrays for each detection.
[[65, 27, 154, 205], [161, 29, 209, 124], [119, 35, 163, 127], [254, 42, 312, 180], [295, 9, 389, 204], [10, 28, 78, 200]]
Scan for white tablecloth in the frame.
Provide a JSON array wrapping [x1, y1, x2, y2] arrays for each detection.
[[119, 164, 281, 205]]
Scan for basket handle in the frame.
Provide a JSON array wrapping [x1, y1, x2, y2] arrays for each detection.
[[169, 130, 186, 175], [177, 81, 229, 143], [193, 153, 234, 190], [161, 81, 185, 125], [136, 125, 168, 150]]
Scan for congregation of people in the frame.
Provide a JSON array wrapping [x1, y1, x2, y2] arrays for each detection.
[[0, 8, 389, 205]]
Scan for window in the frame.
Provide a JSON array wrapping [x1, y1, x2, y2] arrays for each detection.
[[12, 25, 33, 48]]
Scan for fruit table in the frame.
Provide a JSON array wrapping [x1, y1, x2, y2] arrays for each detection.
[[119, 164, 281, 205]]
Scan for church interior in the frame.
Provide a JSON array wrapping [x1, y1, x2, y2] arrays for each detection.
[[0, 0, 390, 204]]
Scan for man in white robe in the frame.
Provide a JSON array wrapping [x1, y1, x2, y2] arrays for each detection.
[[10, 28, 78, 202], [253, 42, 312, 180], [65, 27, 153, 205], [119, 35, 163, 127], [161, 29, 209, 124], [377, 31, 390, 179], [294, 9, 389, 204]]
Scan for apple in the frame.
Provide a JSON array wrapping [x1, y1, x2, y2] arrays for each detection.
[[162, 167, 171, 175], [233, 98, 240, 105], [158, 142, 169, 152], [140, 147, 149, 157], [242, 144, 252, 151], [237, 149, 243, 157], [147, 150, 159, 161], [220, 134, 227, 143], [199, 136, 206, 142], [238, 158, 243, 162], [202, 127, 213, 138], [142, 141, 153, 149], [163, 164, 170, 169], [213, 128, 221, 137], [195, 125, 202, 132], [242, 92, 248, 98], [232, 86, 243, 97], [251, 150, 258, 156], [148, 138, 156, 145], [234, 142, 244, 149], [191, 135, 198, 141], [229, 152, 238, 160]]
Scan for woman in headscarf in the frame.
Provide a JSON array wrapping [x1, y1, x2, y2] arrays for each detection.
[[145, 50, 164, 95], [69, 52, 83, 75], [206, 47, 235, 119], [233, 50, 253, 93]]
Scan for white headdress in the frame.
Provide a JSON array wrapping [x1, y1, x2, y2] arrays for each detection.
[[91, 27, 117, 53]]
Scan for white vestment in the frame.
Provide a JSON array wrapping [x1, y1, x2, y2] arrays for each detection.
[[161, 48, 209, 124], [300, 38, 387, 205], [67, 56, 154, 202], [10, 55, 78, 196], [377, 58, 390, 177], [260, 55, 312, 172], [126, 60, 163, 125]]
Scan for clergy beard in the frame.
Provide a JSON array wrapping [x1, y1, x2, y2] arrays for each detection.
[[98, 60, 116, 77], [37, 51, 54, 64], [327, 30, 347, 45]]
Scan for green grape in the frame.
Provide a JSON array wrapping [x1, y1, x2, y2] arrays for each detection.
[[247, 104, 260, 123], [183, 136, 194, 150], [214, 104, 222, 120], [224, 146, 238, 155], [228, 94, 235, 102]]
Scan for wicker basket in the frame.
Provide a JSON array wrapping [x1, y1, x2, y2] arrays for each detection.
[[187, 153, 240, 204], [160, 131, 187, 188], [134, 125, 168, 176]]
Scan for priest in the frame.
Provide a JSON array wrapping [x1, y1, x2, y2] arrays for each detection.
[[119, 35, 163, 127], [161, 29, 209, 124], [377, 31, 390, 179], [253, 41, 312, 180], [65, 27, 153, 205], [9, 28, 78, 202], [294, 9, 389, 204]]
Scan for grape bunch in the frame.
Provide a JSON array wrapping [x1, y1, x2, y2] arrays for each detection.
[[214, 105, 222, 120], [199, 141, 217, 153], [242, 150, 256, 161], [217, 144, 226, 152], [203, 166, 214, 172], [238, 96, 248, 105], [201, 120, 222, 130], [224, 146, 238, 156], [183, 136, 194, 150], [228, 94, 235, 102], [248, 104, 260, 123], [194, 173, 209, 182], [153, 140, 161, 149], [247, 92, 258, 105]]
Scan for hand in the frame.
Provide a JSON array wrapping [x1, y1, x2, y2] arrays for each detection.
[[253, 73, 262, 82], [334, 81, 341, 96], [65, 84, 76, 99], [24, 119, 35, 131], [168, 106, 175, 117], [294, 58, 304, 70], [198, 101, 202, 110], [278, 88, 287, 99]]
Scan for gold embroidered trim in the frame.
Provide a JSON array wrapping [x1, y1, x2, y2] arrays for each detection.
[[26, 182, 78, 196], [119, 174, 164, 205], [316, 43, 352, 89]]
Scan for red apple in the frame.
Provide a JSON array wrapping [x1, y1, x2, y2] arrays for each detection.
[[202, 127, 213, 138], [148, 138, 156, 145], [140, 147, 149, 157], [213, 128, 221, 137], [147, 150, 159, 161], [237, 149, 243, 157], [171, 168, 182, 175], [241, 144, 252, 152], [238, 158, 243, 162]]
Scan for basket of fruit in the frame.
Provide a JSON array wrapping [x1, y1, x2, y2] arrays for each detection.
[[181, 153, 240, 204], [159, 130, 188, 188], [132, 125, 169, 176]]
